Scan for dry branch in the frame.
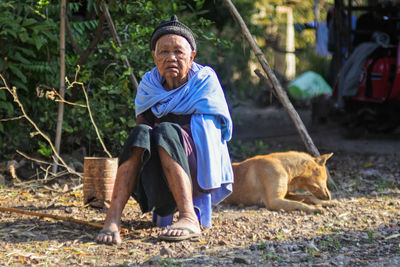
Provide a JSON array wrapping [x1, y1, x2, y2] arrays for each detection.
[[222, 0, 318, 153], [0, 206, 103, 229], [35, 67, 112, 158], [65, 2, 105, 68], [99, 1, 139, 90], [12, 150, 76, 188], [46, 183, 83, 208], [0, 75, 79, 177], [0, 115, 24, 122], [222, 0, 336, 187], [0, 67, 112, 188], [65, 66, 112, 158], [37, 84, 86, 108], [17, 149, 54, 167]]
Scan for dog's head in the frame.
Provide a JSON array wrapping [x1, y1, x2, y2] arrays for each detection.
[[301, 153, 333, 200]]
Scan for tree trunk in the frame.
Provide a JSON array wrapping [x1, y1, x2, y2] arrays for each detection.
[[53, 0, 66, 173]]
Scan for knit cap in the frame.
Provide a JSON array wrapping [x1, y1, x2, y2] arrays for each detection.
[[150, 15, 196, 51]]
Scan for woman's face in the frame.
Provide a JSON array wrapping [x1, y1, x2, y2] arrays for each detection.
[[152, 34, 196, 90]]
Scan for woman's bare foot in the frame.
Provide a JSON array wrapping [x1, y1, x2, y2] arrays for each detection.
[[96, 222, 121, 244]]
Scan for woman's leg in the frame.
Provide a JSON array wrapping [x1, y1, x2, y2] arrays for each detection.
[[158, 146, 200, 237], [96, 147, 143, 244]]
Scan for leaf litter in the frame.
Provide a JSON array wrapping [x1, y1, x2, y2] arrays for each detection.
[[0, 150, 399, 266]]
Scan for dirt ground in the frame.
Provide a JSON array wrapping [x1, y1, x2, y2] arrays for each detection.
[[0, 104, 399, 266]]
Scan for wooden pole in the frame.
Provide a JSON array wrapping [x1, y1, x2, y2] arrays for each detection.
[[100, 2, 139, 91], [53, 0, 67, 174], [333, 0, 343, 82], [0, 206, 103, 229], [314, 0, 319, 49], [222, 0, 336, 186]]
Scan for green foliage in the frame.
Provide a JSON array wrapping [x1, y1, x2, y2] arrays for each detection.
[[367, 230, 376, 243], [37, 140, 52, 158], [374, 177, 398, 192], [60, 0, 224, 156], [257, 240, 269, 250], [0, 1, 59, 90], [0, 0, 228, 159], [196, 0, 264, 102], [0, 0, 59, 158], [0, 0, 331, 161], [262, 251, 283, 262], [228, 139, 268, 162], [317, 235, 343, 250]]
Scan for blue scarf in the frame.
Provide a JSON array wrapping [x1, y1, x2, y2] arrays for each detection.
[[135, 62, 233, 204]]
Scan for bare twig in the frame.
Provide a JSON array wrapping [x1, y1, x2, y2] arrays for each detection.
[[6, 66, 113, 162], [13, 170, 70, 187], [36, 84, 86, 108], [0, 115, 24, 122], [16, 150, 82, 179], [0, 75, 77, 175], [46, 183, 83, 208], [78, 3, 105, 66], [64, 3, 105, 68], [17, 150, 55, 166], [37, 67, 112, 158], [8, 164, 22, 183], [42, 165, 51, 181], [65, 66, 112, 158], [16, 149, 77, 185]]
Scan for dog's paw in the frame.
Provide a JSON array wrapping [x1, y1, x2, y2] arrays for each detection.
[[313, 207, 325, 214], [321, 201, 336, 207]]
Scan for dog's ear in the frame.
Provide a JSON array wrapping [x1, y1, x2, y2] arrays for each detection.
[[315, 153, 333, 166]]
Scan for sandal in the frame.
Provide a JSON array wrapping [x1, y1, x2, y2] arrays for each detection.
[[158, 226, 201, 242]]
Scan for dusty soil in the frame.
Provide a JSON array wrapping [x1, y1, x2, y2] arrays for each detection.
[[1, 104, 399, 266]]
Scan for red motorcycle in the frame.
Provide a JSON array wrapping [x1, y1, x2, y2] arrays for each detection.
[[341, 43, 400, 137], [329, 2, 400, 137]]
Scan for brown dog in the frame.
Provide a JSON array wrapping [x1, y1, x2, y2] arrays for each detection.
[[224, 151, 334, 213]]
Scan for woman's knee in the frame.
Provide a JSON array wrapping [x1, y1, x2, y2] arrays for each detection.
[[119, 124, 151, 165], [132, 124, 152, 134], [124, 124, 151, 145], [152, 122, 180, 140]]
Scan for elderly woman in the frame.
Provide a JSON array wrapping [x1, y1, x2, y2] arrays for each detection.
[[96, 15, 233, 244]]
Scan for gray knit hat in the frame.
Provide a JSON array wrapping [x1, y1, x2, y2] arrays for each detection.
[[150, 15, 196, 51]]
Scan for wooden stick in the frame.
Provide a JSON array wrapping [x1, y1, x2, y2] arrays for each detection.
[[255, 69, 335, 187], [13, 171, 69, 188], [0, 206, 103, 229], [17, 150, 54, 166], [222, 0, 336, 187], [0, 115, 24, 122], [16, 149, 83, 180], [65, 71, 113, 158]]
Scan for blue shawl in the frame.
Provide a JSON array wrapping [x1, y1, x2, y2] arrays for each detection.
[[135, 62, 233, 204]]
